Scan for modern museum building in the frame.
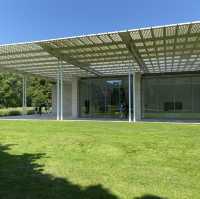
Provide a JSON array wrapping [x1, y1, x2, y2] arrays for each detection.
[[1, 21, 200, 121]]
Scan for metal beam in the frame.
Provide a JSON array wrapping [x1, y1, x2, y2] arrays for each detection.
[[134, 39, 200, 51], [73, 56, 133, 64], [24, 67, 82, 72], [0, 49, 44, 57], [150, 28, 160, 72], [140, 47, 200, 57], [59, 47, 128, 57], [3, 62, 73, 70], [180, 24, 193, 71], [55, 41, 124, 51], [0, 59, 58, 66], [70, 53, 131, 62], [0, 54, 51, 62], [38, 43, 102, 76], [119, 32, 148, 73], [0, 63, 55, 81], [163, 26, 167, 72], [133, 40, 200, 50], [138, 30, 154, 72], [132, 32, 200, 43]]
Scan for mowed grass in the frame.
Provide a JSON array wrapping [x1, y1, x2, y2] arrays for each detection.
[[0, 121, 199, 199]]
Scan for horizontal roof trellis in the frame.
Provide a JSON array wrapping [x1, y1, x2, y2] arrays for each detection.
[[0, 21, 200, 81]]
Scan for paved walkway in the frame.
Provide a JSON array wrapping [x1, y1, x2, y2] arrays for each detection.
[[1, 114, 200, 124], [0, 113, 56, 120], [0, 114, 128, 122]]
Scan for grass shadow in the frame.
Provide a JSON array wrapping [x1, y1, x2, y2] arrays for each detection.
[[0, 144, 118, 199]]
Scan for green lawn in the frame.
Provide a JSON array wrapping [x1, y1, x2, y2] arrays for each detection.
[[0, 121, 199, 199]]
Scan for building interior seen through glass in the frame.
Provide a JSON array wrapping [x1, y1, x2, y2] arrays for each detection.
[[79, 77, 129, 118], [142, 74, 200, 119]]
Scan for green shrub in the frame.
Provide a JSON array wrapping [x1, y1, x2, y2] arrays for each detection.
[[26, 109, 35, 115], [0, 110, 9, 116], [0, 107, 35, 117], [7, 110, 22, 116]]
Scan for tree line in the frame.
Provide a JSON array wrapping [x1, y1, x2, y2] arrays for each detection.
[[0, 72, 52, 108]]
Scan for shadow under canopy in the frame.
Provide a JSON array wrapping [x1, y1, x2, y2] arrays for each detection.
[[0, 144, 118, 199], [0, 144, 168, 199]]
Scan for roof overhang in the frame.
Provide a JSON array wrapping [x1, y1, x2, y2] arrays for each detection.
[[0, 21, 200, 81]]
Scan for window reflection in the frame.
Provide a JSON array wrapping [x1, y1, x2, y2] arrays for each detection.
[[79, 77, 128, 118], [142, 75, 200, 119]]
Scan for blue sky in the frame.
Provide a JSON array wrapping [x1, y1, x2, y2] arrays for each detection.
[[0, 0, 199, 44]]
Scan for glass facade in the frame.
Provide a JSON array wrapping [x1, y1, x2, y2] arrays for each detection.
[[142, 74, 200, 119], [79, 76, 129, 118], [79, 73, 200, 120]]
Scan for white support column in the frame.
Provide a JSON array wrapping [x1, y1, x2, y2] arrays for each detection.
[[128, 67, 132, 123], [25, 77, 27, 109], [56, 67, 60, 120], [22, 75, 27, 114], [132, 72, 136, 123], [60, 62, 63, 121], [72, 78, 79, 118]]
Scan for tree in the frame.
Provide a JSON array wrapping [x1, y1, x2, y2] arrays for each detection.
[[0, 72, 52, 108]]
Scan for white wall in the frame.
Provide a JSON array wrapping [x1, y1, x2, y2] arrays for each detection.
[[72, 78, 79, 118], [52, 78, 79, 118], [52, 83, 57, 114], [52, 82, 72, 117], [134, 72, 141, 121]]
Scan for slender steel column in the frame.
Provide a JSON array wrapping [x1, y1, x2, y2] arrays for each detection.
[[56, 67, 60, 120], [132, 72, 136, 122], [60, 62, 63, 121], [128, 67, 131, 123], [22, 75, 27, 114]]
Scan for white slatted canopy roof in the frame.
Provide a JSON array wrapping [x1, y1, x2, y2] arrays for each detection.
[[0, 21, 200, 81]]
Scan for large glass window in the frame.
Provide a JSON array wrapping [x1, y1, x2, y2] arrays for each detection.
[[142, 74, 200, 119], [79, 77, 129, 118]]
